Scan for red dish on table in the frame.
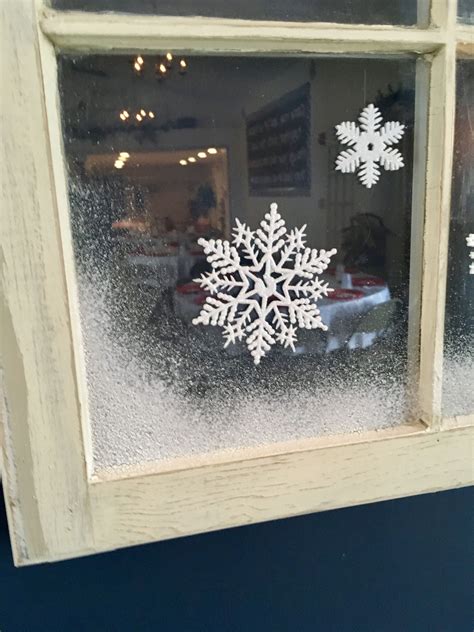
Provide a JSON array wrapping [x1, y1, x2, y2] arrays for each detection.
[[327, 288, 365, 301], [176, 282, 201, 294], [352, 276, 385, 287]]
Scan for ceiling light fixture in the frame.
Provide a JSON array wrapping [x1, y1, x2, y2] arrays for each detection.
[[197, 151, 207, 159], [207, 147, 218, 154]]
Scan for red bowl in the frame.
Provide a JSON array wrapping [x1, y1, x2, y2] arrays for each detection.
[[327, 288, 365, 301]]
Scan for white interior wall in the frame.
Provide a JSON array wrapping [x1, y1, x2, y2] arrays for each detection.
[[65, 55, 414, 280]]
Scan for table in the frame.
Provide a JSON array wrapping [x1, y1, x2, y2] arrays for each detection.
[[174, 272, 391, 355], [128, 253, 204, 290]]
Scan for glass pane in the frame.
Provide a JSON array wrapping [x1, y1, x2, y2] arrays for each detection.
[[51, 0, 422, 25], [458, 0, 474, 24], [59, 54, 418, 471], [443, 60, 474, 417]]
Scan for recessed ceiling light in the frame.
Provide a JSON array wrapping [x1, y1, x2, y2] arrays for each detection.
[[207, 147, 217, 154], [197, 152, 207, 159], [119, 152, 130, 159], [136, 114, 142, 121], [134, 62, 141, 72], [179, 159, 187, 166], [188, 157, 196, 163], [140, 109, 146, 117], [166, 52, 173, 62], [148, 111, 155, 119], [114, 160, 124, 169], [136, 56, 144, 65]]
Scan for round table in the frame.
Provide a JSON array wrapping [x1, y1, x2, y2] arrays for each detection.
[[174, 272, 391, 355]]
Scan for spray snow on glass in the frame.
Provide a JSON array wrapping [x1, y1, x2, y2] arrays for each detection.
[[192, 203, 337, 364], [467, 234, 474, 275], [335, 103, 405, 189]]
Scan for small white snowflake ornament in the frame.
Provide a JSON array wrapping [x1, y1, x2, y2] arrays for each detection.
[[335, 103, 405, 189], [467, 234, 474, 275], [192, 203, 337, 365]]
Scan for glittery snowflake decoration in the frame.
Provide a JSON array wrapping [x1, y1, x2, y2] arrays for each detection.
[[192, 203, 337, 365], [335, 103, 405, 189], [467, 234, 474, 275]]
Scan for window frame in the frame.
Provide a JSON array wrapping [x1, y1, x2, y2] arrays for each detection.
[[1, 0, 473, 565]]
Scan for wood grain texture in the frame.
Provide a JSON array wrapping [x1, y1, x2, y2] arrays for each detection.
[[40, 10, 446, 54], [1, 0, 94, 564], [418, 2, 457, 428], [90, 425, 474, 555]]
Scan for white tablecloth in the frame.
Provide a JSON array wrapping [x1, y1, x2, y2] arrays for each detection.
[[128, 254, 202, 290], [318, 284, 391, 352]]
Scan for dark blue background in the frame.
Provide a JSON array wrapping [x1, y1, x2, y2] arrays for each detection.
[[1, 487, 472, 631]]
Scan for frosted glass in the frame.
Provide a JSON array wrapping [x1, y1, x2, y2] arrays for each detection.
[[443, 60, 474, 417], [59, 54, 417, 471], [51, 0, 422, 25], [458, 0, 474, 24]]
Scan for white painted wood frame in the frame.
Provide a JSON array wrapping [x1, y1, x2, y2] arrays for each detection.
[[1, 0, 473, 565]]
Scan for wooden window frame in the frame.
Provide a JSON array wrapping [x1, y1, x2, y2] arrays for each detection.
[[1, 0, 473, 565]]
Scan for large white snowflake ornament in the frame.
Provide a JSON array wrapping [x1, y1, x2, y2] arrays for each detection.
[[335, 103, 405, 189], [192, 203, 337, 365], [467, 234, 474, 275]]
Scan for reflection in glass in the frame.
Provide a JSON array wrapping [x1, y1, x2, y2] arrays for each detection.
[[59, 55, 417, 470], [443, 60, 474, 416], [458, 0, 474, 24], [51, 0, 422, 25]]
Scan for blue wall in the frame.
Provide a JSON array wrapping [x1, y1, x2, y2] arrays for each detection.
[[1, 487, 472, 631]]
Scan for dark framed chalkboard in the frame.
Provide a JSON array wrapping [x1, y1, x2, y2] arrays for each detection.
[[246, 82, 311, 196]]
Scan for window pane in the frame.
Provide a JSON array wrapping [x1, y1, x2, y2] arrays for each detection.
[[59, 54, 418, 471], [443, 60, 474, 417], [458, 0, 474, 24], [51, 0, 423, 25]]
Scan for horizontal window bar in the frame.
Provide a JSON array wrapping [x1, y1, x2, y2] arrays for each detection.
[[41, 10, 448, 54]]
